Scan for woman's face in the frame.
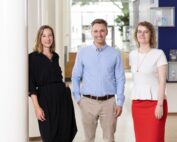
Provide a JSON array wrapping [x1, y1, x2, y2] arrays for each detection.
[[136, 25, 151, 45], [41, 28, 53, 49]]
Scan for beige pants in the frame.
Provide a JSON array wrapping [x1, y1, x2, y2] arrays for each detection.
[[79, 96, 117, 142]]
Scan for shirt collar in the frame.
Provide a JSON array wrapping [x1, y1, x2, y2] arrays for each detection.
[[92, 43, 107, 52]]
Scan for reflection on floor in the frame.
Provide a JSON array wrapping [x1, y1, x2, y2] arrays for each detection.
[[29, 73, 177, 142]]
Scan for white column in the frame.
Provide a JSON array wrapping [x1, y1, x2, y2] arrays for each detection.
[[139, 0, 151, 22], [41, 0, 49, 25], [0, 0, 28, 142], [55, 0, 71, 76], [47, 0, 56, 28], [63, 0, 71, 65], [55, 0, 64, 73]]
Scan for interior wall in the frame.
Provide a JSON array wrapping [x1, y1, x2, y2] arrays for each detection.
[[28, 0, 39, 53], [159, 1, 177, 60], [28, 0, 41, 137]]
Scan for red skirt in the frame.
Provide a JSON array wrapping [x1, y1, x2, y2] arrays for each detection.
[[132, 100, 168, 142]]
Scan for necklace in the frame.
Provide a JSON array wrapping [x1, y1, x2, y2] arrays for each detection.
[[136, 51, 149, 72]]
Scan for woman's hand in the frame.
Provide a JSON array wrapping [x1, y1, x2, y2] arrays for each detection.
[[155, 104, 163, 120], [34, 106, 46, 121]]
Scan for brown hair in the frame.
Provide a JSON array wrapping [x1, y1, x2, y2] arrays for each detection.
[[91, 18, 108, 28], [33, 25, 55, 53], [134, 21, 156, 48]]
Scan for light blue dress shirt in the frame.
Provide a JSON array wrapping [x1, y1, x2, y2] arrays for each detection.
[[71, 43, 125, 106]]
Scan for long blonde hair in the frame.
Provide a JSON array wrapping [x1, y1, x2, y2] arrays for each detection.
[[33, 25, 55, 53]]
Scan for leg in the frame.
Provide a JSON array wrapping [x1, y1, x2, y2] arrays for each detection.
[[79, 97, 101, 142], [99, 97, 117, 142]]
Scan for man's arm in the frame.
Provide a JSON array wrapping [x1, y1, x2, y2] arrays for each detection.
[[115, 52, 126, 107], [71, 50, 83, 103], [114, 52, 125, 117]]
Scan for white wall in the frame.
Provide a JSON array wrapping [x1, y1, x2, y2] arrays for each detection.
[[28, 0, 41, 137], [166, 84, 177, 113], [129, 0, 153, 27], [28, 0, 40, 53]]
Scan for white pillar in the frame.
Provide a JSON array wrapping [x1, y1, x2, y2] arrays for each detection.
[[63, 0, 71, 66], [55, 0, 71, 76], [41, 0, 49, 25], [0, 0, 28, 142]]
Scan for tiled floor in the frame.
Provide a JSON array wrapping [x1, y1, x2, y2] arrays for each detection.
[[29, 73, 177, 142]]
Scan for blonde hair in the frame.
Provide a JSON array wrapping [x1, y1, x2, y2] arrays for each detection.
[[134, 21, 156, 48], [33, 25, 55, 53]]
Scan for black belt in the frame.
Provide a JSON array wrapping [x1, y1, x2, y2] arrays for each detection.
[[83, 95, 114, 101]]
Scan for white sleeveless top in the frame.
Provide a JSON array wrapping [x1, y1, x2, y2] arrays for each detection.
[[129, 48, 167, 100]]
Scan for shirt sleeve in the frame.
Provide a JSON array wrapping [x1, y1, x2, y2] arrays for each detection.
[[157, 50, 168, 67], [71, 49, 83, 102], [115, 52, 125, 106], [29, 54, 38, 96]]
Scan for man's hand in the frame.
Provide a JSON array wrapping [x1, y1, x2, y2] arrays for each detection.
[[115, 106, 122, 117], [77, 101, 81, 106]]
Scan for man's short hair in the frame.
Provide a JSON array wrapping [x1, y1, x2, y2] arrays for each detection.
[[91, 19, 108, 27]]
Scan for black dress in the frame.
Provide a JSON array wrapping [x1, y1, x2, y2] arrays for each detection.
[[29, 51, 77, 142]]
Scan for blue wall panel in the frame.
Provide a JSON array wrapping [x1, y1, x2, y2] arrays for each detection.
[[159, 1, 177, 60]]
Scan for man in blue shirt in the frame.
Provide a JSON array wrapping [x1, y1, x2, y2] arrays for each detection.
[[72, 18, 125, 142]]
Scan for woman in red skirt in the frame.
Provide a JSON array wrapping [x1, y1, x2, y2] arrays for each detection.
[[129, 21, 168, 142]]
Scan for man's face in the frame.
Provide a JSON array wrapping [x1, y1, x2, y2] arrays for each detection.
[[91, 23, 108, 47]]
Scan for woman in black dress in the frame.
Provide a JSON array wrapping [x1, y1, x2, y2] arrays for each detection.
[[29, 25, 77, 142]]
